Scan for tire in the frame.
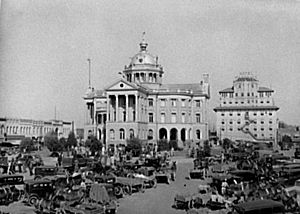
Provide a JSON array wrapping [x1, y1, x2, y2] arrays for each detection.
[[114, 186, 123, 198], [29, 194, 40, 206], [123, 185, 132, 195]]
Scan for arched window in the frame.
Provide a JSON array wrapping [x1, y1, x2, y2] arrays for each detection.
[[110, 129, 115, 140], [148, 129, 153, 140], [129, 129, 134, 139], [120, 129, 125, 140], [196, 129, 201, 140]]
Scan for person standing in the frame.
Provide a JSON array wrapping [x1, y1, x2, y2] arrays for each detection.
[[28, 159, 33, 176]]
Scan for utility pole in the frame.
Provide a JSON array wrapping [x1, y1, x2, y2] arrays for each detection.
[[87, 58, 91, 89]]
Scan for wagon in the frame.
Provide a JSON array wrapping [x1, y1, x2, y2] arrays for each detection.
[[115, 176, 144, 195], [127, 173, 157, 188], [189, 169, 203, 179], [173, 193, 193, 210]]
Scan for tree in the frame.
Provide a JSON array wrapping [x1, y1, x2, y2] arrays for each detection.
[[85, 135, 102, 156], [66, 132, 77, 149], [44, 131, 63, 152], [20, 137, 35, 153], [59, 137, 67, 150], [126, 137, 142, 157]]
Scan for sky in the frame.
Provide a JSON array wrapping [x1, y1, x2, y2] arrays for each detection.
[[0, 0, 300, 129]]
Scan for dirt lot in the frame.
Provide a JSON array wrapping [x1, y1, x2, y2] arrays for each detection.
[[0, 152, 228, 214]]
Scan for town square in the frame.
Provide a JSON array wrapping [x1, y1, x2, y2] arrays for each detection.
[[1, 0, 300, 213]]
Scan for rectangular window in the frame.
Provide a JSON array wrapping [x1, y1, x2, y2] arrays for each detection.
[[261, 112, 264, 116], [181, 99, 185, 107], [160, 99, 166, 107], [195, 100, 201, 107], [253, 112, 257, 116], [269, 112, 272, 116], [148, 113, 153, 123], [221, 113, 225, 116], [237, 113, 241, 116], [171, 99, 177, 107], [229, 120, 233, 124], [181, 113, 185, 123], [229, 113, 233, 116], [148, 99, 153, 107], [196, 113, 201, 123], [171, 113, 176, 123], [221, 120, 225, 124], [161, 113, 165, 123], [229, 93, 233, 98]]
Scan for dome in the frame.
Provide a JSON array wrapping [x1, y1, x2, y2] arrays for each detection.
[[130, 40, 157, 66]]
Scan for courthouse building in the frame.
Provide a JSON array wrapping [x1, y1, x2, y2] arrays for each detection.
[[83, 39, 210, 148], [214, 72, 279, 145]]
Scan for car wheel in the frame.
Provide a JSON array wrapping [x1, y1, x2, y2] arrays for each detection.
[[123, 185, 132, 195], [29, 195, 39, 206], [114, 186, 123, 198]]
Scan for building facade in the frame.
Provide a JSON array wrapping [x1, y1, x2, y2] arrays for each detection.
[[214, 72, 279, 145], [0, 117, 73, 143], [83, 39, 210, 148]]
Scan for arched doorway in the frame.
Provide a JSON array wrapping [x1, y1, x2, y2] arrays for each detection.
[[159, 128, 167, 140], [170, 128, 178, 141], [181, 128, 186, 142]]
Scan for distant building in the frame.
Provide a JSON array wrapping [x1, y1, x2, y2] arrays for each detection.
[[0, 117, 73, 143], [83, 39, 210, 148], [278, 124, 300, 144], [214, 72, 279, 146]]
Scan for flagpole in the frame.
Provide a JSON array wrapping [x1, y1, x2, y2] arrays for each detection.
[[87, 58, 91, 89]]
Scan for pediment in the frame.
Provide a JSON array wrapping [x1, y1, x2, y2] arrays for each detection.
[[105, 79, 138, 91]]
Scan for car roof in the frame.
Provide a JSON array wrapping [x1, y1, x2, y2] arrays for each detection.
[[0, 174, 23, 179], [25, 179, 53, 184], [35, 165, 57, 169], [234, 200, 284, 211]]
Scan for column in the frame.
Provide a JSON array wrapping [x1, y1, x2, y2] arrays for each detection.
[[116, 95, 119, 122], [135, 94, 138, 122], [126, 94, 129, 122], [107, 96, 110, 122]]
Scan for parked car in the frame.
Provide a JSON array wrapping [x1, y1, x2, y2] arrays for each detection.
[[24, 179, 55, 205], [0, 175, 24, 205]]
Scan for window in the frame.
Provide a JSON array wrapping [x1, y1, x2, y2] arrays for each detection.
[[269, 128, 273, 131], [120, 129, 125, 140], [221, 120, 225, 125], [269, 120, 273, 124], [160, 99, 166, 107], [129, 129, 134, 139], [148, 113, 153, 123], [237, 113, 241, 116], [229, 102, 232, 104], [254, 128, 257, 131], [221, 113, 225, 116], [237, 120, 241, 124], [261, 128, 264, 131], [196, 114, 201, 123], [110, 129, 115, 140], [161, 113, 165, 123], [229, 93, 233, 98], [253, 112, 257, 116], [247, 93, 250, 96], [261, 121, 264, 124], [196, 130, 201, 139], [261, 112, 264, 116], [229, 113, 233, 116], [223, 102, 226, 105], [235, 93, 238, 97], [241, 93, 244, 97], [171, 99, 177, 107], [229, 127, 233, 131], [195, 100, 201, 107], [252, 92, 254, 96], [181, 99, 185, 107], [148, 129, 153, 140], [171, 113, 176, 123], [229, 120, 233, 124], [221, 128, 225, 131], [181, 113, 185, 123], [269, 112, 272, 116], [148, 99, 153, 107]]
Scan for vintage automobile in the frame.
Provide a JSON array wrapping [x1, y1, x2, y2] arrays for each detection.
[[24, 179, 55, 205], [232, 199, 285, 214], [115, 176, 144, 195], [34, 165, 67, 180], [127, 173, 157, 189], [0, 175, 24, 205], [173, 193, 193, 210]]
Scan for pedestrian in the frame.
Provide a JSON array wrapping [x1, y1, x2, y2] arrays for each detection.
[[17, 157, 22, 173], [58, 152, 63, 167], [221, 179, 229, 196], [28, 159, 33, 176]]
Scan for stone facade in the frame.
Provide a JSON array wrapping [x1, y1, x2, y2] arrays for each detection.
[[83, 39, 210, 148], [214, 72, 279, 145]]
